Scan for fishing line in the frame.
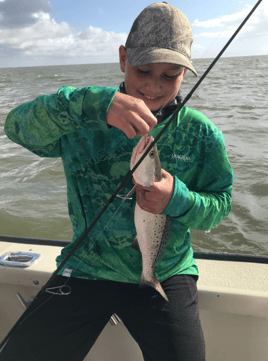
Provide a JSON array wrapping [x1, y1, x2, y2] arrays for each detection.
[[8, 283, 70, 334], [0, 0, 262, 351], [199, 27, 230, 60], [16, 294, 54, 325], [49, 0, 262, 286]]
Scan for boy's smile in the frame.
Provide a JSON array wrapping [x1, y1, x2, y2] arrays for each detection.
[[119, 46, 187, 112]]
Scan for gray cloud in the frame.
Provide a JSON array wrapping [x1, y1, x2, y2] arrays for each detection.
[[0, 0, 51, 28]]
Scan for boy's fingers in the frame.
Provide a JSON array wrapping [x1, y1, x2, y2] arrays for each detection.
[[107, 92, 157, 138], [132, 101, 157, 132], [130, 114, 151, 136], [123, 122, 138, 139]]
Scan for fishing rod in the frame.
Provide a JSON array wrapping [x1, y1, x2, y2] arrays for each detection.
[[0, 0, 262, 351]]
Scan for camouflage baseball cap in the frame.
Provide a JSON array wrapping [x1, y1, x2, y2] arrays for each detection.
[[125, 2, 197, 76]]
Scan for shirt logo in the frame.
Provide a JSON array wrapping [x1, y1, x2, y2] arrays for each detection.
[[171, 154, 192, 163]]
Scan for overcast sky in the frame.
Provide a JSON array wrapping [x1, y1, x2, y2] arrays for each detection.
[[0, 0, 267, 68]]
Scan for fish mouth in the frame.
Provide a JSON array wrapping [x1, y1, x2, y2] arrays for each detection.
[[140, 135, 153, 153]]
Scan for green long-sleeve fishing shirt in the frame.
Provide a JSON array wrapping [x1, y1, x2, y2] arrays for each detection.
[[4, 86, 233, 282]]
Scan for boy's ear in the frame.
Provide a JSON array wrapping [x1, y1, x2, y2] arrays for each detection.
[[119, 45, 127, 73]]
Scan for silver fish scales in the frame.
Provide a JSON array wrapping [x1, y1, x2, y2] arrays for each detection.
[[130, 135, 172, 301]]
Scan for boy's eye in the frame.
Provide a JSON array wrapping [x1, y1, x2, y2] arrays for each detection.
[[164, 74, 176, 79], [137, 69, 150, 75], [164, 71, 183, 79]]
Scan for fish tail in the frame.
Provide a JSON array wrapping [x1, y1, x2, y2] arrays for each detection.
[[139, 271, 169, 302]]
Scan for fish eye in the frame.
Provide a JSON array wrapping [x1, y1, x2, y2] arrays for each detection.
[[149, 151, 155, 158]]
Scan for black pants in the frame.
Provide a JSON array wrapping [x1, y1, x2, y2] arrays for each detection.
[[0, 275, 205, 361]]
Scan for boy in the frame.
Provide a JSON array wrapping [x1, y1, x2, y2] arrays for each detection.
[[1, 2, 233, 361]]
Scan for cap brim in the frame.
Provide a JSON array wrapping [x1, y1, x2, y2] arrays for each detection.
[[126, 47, 197, 76]]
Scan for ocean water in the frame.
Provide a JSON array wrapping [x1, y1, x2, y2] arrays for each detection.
[[0, 55, 267, 255]]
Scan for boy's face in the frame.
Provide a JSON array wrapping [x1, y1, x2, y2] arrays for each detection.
[[119, 46, 187, 111]]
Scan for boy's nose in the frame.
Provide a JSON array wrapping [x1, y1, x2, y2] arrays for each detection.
[[145, 76, 163, 94]]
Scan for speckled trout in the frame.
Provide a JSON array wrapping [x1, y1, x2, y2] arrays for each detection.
[[130, 135, 172, 302]]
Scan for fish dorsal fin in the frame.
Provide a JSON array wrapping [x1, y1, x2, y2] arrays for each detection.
[[155, 215, 173, 266]]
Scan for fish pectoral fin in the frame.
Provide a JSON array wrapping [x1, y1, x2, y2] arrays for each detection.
[[131, 237, 141, 253]]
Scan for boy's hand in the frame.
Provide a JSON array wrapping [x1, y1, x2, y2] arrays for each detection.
[[133, 169, 174, 214], [107, 92, 157, 138]]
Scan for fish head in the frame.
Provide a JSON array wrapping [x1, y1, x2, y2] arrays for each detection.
[[130, 135, 161, 187]]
